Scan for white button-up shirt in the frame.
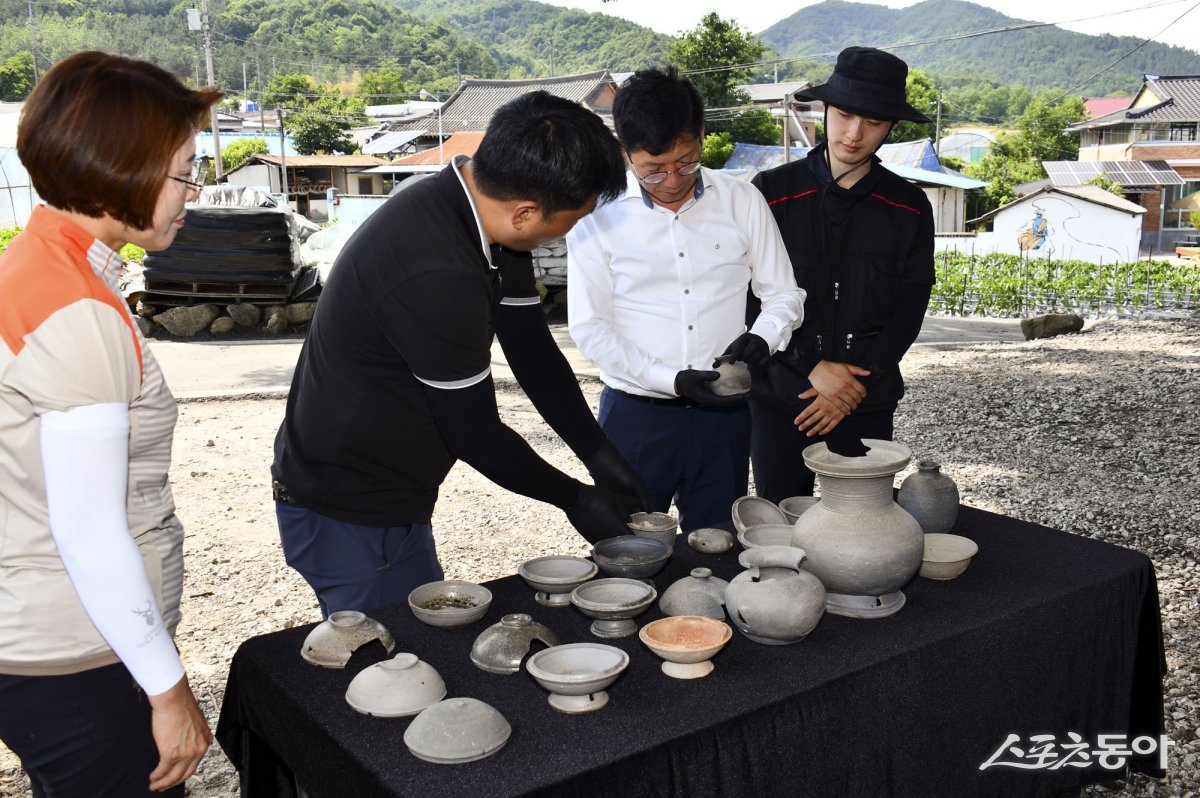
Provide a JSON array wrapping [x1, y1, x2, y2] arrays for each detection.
[[567, 168, 805, 398]]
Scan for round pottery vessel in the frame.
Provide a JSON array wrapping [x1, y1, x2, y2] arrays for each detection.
[[711, 356, 751, 397], [590, 535, 671, 581], [570, 578, 657, 638], [919, 533, 978, 580], [403, 697, 511, 764], [687, 527, 734, 554], [518, 556, 598, 607], [301, 611, 396, 668], [737, 523, 795, 550], [724, 545, 826, 645], [407, 580, 492, 628], [525, 643, 630, 713], [345, 653, 446, 718], [898, 460, 961, 535], [627, 511, 679, 549], [731, 495, 788, 535], [779, 496, 820, 524], [658, 568, 728, 619], [639, 616, 733, 679], [470, 613, 560, 674], [791, 439, 924, 619]]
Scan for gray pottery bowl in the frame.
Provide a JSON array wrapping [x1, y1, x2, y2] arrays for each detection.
[[919, 533, 979, 580], [518, 555, 598, 607], [737, 523, 796, 549], [345, 653, 446, 718], [627, 511, 679, 549], [403, 697, 511, 764], [591, 535, 671, 580], [779, 495, 820, 524], [408, 580, 492, 628], [300, 610, 396, 669], [731, 495, 788, 535], [525, 643, 630, 713]]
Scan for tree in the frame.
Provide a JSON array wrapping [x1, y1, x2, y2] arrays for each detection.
[[288, 97, 365, 155], [0, 52, 35, 101], [263, 72, 319, 110], [667, 13, 765, 132], [701, 131, 735, 168], [729, 108, 779, 145], [357, 67, 407, 105], [891, 68, 938, 143], [222, 138, 270, 172], [1085, 174, 1124, 197]]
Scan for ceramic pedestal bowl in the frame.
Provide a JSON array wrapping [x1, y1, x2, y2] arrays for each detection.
[[408, 580, 492, 628], [403, 697, 511, 764], [627, 511, 679, 549], [737, 523, 796, 549], [301, 611, 395, 668], [919, 533, 978, 579], [345, 653, 446, 717], [779, 496, 820, 524], [639, 616, 733, 679], [570, 578, 657, 638], [525, 642, 630, 713], [590, 535, 671, 582], [518, 556, 598, 607], [731, 495, 788, 535]]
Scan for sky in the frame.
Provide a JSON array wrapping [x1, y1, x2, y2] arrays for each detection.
[[539, 0, 1200, 53]]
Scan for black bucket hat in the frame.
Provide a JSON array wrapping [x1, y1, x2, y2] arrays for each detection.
[[794, 46, 932, 124]]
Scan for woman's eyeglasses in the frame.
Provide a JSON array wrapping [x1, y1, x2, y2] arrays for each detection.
[[169, 160, 209, 192]]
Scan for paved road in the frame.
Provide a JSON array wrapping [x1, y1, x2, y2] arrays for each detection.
[[151, 316, 1025, 401]]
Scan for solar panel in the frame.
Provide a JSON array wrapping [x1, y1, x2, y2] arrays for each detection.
[[1041, 160, 1184, 186]]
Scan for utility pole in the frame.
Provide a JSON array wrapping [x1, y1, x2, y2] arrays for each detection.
[[201, 0, 223, 180], [277, 108, 289, 202], [26, 0, 38, 81], [782, 94, 790, 162], [934, 91, 943, 158]]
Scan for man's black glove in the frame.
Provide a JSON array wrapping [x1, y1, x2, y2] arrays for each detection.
[[674, 369, 745, 407], [719, 332, 770, 367], [565, 485, 640, 544], [582, 440, 652, 511]]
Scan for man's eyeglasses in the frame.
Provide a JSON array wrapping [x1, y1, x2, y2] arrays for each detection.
[[628, 157, 702, 185], [170, 160, 209, 192]]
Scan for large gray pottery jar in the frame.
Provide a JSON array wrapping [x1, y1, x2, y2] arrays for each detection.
[[897, 460, 960, 535], [791, 439, 923, 597], [723, 545, 826, 645]]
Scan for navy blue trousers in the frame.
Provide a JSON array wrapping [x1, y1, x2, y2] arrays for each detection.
[[0, 662, 181, 798], [277, 502, 443, 617], [598, 387, 751, 532]]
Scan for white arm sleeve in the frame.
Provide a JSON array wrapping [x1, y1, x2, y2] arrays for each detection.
[[40, 403, 185, 696]]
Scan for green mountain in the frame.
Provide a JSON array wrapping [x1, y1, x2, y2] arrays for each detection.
[[760, 0, 1200, 98]]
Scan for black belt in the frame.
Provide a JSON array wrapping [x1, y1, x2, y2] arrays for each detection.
[[272, 480, 304, 506], [612, 389, 705, 409]]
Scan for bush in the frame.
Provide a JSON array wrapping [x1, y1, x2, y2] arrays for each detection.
[[0, 226, 18, 255]]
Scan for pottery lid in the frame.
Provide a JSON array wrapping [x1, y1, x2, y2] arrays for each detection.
[[403, 697, 511, 764], [470, 613, 561, 674], [801, 438, 912, 478], [300, 611, 396, 669]]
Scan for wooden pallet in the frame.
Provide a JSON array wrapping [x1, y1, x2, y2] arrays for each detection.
[[1175, 246, 1199, 261], [144, 277, 293, 301]]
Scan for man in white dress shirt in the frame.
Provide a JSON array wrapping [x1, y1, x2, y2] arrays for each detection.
[[567, 67, 805, 531]]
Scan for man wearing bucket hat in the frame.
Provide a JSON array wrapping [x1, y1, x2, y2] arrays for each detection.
[[748, 46, 936, 503]]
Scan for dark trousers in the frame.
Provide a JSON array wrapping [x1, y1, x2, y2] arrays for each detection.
[[277, 502, 443, 617], [598, 387, 751, 532], [749, 399, 896, 504], [0, 662, 181, 798]]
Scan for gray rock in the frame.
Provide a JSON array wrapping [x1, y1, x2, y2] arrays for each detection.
[[210, 316, 236, 335], [1020, 313, 1084, 340], [266, 312, 290, 335], [133, 316, 152, 337], [136, 300, 157, 318], [284, 302, 318, 325], [226, 303, 262, 327], [153, 304, 220, 337]]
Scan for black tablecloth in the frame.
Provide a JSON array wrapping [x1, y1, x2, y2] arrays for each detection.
[[216, 505, 1165, 798]]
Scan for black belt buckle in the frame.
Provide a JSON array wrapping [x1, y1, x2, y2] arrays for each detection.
[[272, 480, 301, 505]]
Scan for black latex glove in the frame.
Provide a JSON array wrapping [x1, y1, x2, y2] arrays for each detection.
[[674, 369, 746, 407], [719, 332, 770, 367], [565, 485, 640, 544], [582, 440, 652, 511]]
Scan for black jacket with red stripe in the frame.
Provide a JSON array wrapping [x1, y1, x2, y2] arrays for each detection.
[[749, 144, 935, 412]]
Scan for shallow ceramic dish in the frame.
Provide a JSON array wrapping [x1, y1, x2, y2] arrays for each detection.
[[345, 653, 446, 718], [627, 511, 678, 549], [570, 578, 657, 638], [403, 697, 511, 764], [779, 495, 820, 524], [300, 611, 396, 669], [731, 495, 788, 535], [919, 533, 979, 580], [687, 527, 734, 554], [470, 613, 560, 674], [590, 535, 671, 581], [711, 355, 751, 397], [737, 523, 796, 549], [525, 643, 630, 713], [518, 555, 598, 607], [639, 615, 733, 679], [408, 580, 492, 628]]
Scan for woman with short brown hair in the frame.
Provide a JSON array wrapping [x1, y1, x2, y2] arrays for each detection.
[[0, 51, 221, 796]]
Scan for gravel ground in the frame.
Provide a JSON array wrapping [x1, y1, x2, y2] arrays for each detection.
[[0, 317, 1196, 797]]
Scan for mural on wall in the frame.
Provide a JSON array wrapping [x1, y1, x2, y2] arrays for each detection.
[[1017, 206, 1053, 252], [1013, 196, 1125, 262]]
